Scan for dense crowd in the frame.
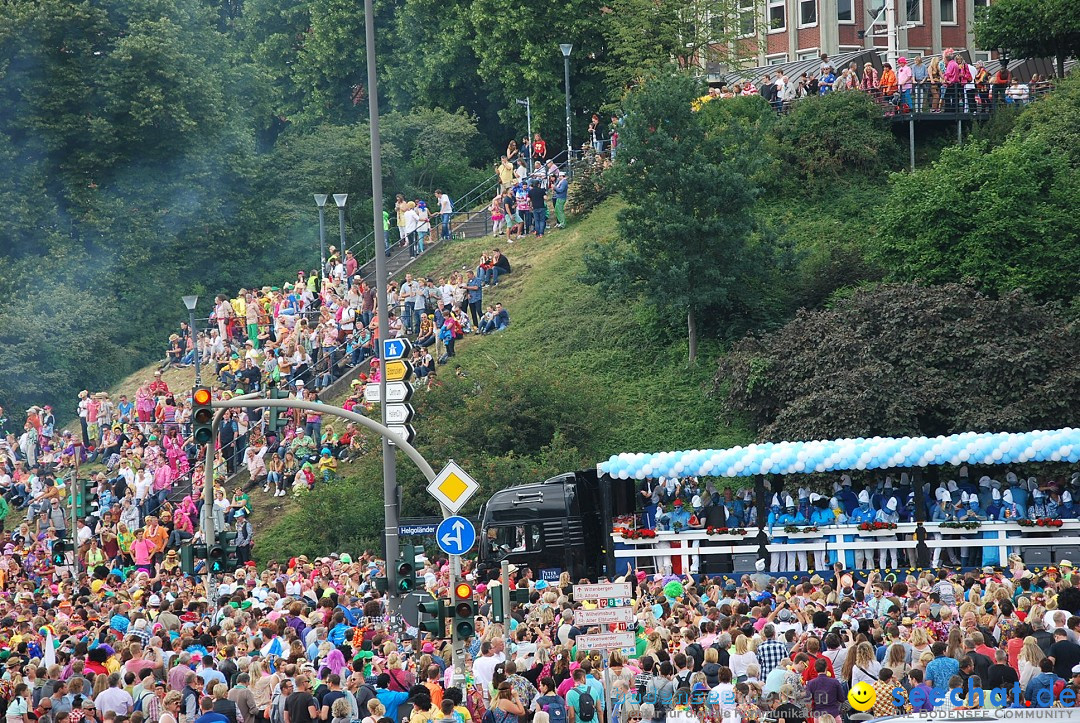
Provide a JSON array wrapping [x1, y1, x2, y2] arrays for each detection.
[[697, 50, 1050, 115]]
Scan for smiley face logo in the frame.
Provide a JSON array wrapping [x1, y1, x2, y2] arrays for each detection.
[[848, 681, 876, 712]]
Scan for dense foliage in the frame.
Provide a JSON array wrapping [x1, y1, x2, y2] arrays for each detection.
[[581, 73, 785, 361], [875, 73, 1080, 302], [974, 0, 1080, 78], [716, 283, 1080, 442]]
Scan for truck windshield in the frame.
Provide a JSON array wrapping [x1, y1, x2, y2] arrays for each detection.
[[485, 524, 542, 557]]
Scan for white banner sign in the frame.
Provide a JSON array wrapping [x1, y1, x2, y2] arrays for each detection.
[[574, 607, 635, 626], [573, 582, 632, 600], [576, 631, 637, 650]]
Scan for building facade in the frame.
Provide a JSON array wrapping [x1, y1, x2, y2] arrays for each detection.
[[738, 0, 994, 67]]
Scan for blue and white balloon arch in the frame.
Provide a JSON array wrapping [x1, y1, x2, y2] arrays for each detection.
[[599, 428, 1080, 480]]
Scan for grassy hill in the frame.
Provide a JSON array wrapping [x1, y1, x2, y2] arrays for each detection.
[[257, 198, 751, 560]]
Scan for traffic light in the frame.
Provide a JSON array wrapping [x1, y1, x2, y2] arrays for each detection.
[[219, 531, 239, 573], [76, 478, 96, 516], [510, 588, 530, 605], [452, 582, 476, 640], [266, 387, 287, 434], [51, 540, 72, 566], [395, 544, 417, 594], [181, 544, 206, 576], [192, 387, 214, 445], [208, 539, 226, 573], [418, 598, 448, 636], [489, 584, 505, 624]]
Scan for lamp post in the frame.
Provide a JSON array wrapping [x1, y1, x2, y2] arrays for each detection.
[[181, 295, 201, 385], [560, 43, 573, 171], [314, 194, 328, 277], [362, 0, 401, 611], [334, 194, 348, 265], [515, 97, 532, 161]]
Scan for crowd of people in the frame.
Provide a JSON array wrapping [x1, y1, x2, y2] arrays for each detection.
[[697, 50, 1051, 115], [492, 156, 568, 239], [0, 496, 1076, 723]]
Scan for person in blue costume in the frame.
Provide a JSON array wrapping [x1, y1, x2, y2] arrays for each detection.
[[777, 495, 807, 571], [849, 489, 876, 570], [931, 488, 959, 567], [976, 476, 994, 510], [797, 487, 812, 522], [957, 491, 985, 566], [1060, 490, 1077, 519], [986, 487, 1003, 521], [876, 496, 901, 570], [809, 493, 833, 571], [837, 475, 858, 516], [767, 494, 785, 572], [720, 487, 746, 527], [1029, 487, 1052, 519], [1007, 472, 1029, 513]]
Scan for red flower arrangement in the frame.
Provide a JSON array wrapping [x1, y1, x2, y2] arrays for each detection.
[[1018, 518, 1064, 528], [619, 528, 658, 540], [705, 527, 749, 536], [859, 521, 898, 531]]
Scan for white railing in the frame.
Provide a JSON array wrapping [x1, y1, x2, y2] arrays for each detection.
[[612, 521, 1080, 569]]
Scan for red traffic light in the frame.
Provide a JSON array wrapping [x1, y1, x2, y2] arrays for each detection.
[[193, 387, 212, 405], [455, 582, 472, 599]]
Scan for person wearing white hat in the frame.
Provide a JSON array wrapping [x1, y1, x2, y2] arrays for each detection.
[[777, 495, 807, 571], [850, 490, 876, 570], [1029, 487, 1051, 519], [930, 489, 958, 567], [875, 497, 901, 570], [808, 493, 833, 571]]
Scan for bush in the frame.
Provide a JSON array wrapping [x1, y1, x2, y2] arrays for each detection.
[[772, 92, 902, 190], [566, 156, 613, 216]]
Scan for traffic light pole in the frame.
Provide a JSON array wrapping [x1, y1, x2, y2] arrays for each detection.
[[71, 443, 81, 578]]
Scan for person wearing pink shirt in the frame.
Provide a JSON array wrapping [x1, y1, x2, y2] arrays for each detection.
[[943, 51, 961, 111], [897, 57, 914, 112], [130, 528, 156, 572]]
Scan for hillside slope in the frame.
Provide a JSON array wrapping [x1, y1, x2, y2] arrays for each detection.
[[258, 198, 750, 560]]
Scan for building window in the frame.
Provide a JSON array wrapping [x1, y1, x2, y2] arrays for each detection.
[[799, 0, 817, 25], [940, 0, 956, 23], [708, 12, 725, 41], [837, 0, 853, 22], [797, 49, 820, 60], [738, 0, 756, 37], [767, 54, 789, 65], [907, 0, 922, 23], [768, 0, 786, 31]]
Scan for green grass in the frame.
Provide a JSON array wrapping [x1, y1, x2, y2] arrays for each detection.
[[257, 198, 751, 560]]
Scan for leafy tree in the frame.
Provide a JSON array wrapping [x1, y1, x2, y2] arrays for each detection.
[[465, 0, 610, 154], [874, 137, 1080, 301], [602, 0, 764, 96], [974, 0, 1080, 78], [771, 92, 901, 190], [716, 283, 1080, 441], [582, 72, 775, 363]]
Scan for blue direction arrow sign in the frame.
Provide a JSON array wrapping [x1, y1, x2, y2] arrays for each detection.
[[436, 515, 477, 556], [383, 338, 412, 361]]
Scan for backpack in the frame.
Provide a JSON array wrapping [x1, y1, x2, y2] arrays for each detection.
[[538, 695, 568, 723], [684, 642, 705, 671], [269, 690, 284, 723], [134, 689, 155, 713], [576, 687, 596, 722]]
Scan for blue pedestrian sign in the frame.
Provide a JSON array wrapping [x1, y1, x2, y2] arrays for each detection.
[[436, 516, 476, 556], [383, 338, 412, 361]]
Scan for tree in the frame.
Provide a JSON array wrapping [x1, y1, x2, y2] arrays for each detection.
[[716, 283, 1080, 441], [602, 0, 765, 95], [974, 0, 1080, 78], [582, 72, 774, 363], [874, 137, 1080, 302]]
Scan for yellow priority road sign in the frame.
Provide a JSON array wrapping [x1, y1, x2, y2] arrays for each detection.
[[427, 461, 480, 515], [384, 360, 414, 382]]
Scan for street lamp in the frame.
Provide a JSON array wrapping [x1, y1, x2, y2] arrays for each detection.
[[515, 98, 532, 164], [314, 194, 328, 276], [181, 295, 201, 385], [560, 43, 573, 171], [334, 194, 348, 269]]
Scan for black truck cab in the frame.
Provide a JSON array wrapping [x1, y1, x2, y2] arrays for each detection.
[[477, 470, 637, 581]]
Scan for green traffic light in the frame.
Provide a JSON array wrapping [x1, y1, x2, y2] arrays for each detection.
[[455, 620, 475, 638]]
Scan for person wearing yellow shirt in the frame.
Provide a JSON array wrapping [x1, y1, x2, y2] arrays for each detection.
[[318, 449, 337, 483], [231, 292, 247, 320]]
